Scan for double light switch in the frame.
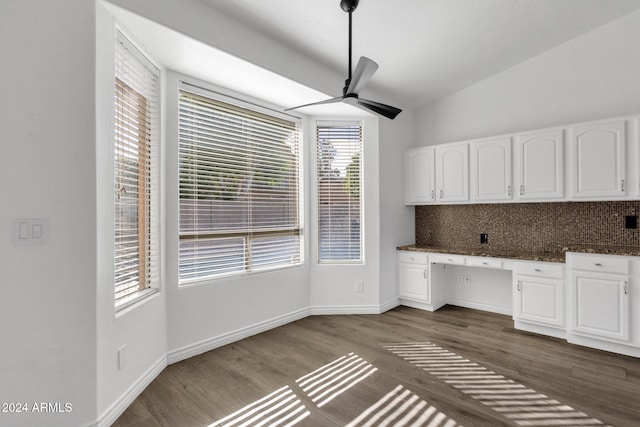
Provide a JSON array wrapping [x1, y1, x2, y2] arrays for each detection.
[[12, 218, 49, 245]]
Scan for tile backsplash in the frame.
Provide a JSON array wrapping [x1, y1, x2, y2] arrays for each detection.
[[416, 201, 640, 253]]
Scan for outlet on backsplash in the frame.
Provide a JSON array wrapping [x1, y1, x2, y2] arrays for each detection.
[[480, 233, 489, 244]]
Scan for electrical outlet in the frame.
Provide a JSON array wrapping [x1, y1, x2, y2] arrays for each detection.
[[355, 280, 364, 292], [464, 276, 471, 286], [480, 233, 489, 244], [625, 215, 638, 229]]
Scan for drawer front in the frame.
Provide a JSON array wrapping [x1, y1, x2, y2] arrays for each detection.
[[517, 262, 564, 279], [430, 254, 466, 265], [570, 254, 629, 275], [467, 257, 503, 269], [397, 251, 428, 265]]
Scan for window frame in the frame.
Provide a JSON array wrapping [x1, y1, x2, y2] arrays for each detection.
[[177, 82, 304, 285], [315, 120, 364, 264], [113, 30, 161, 311]]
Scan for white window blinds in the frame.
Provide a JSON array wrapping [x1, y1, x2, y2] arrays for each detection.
[[178, 89, 302, 283], [114, 32, 160, 307], [316, 121, 363, 263]]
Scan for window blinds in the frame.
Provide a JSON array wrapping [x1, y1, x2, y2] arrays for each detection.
[[178, 89, 302, 283], [114, 32, 160, 306], [316, 122, 363, 263]]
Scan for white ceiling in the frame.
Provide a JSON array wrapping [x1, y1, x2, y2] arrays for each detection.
[[203, 0, 640, 109]]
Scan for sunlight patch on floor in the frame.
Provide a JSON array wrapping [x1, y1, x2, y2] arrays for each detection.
[[209, 385, 309, 427], [382, 342, 611, 427], [296, 352, 378, 408], [346, 384, 460, 427]]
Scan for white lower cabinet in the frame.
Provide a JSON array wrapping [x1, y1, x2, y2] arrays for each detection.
[[569, 253, 631, 344], [514, 262, 565, 335], [397, 251, 430, 306]]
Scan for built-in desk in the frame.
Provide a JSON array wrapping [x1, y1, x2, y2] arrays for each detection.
[[396, 246, 640, 358]]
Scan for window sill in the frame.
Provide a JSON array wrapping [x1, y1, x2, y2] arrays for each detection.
[[115, 287, 159, 314]]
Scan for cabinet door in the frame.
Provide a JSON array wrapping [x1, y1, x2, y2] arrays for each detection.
[[572, 120, 626, 198], [398, 262, 430, 303], [436, 144, 469, 202], [404, 147, 435, 204], [517, 130, 564, 200], [515, 277, 564, 327], [571, 272, 630, 342], [471, 137, 512, 201]]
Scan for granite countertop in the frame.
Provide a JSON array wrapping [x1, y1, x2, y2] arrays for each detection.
[[397, 244, 640, 263]]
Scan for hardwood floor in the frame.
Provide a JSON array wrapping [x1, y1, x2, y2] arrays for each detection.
[[114, 306, 640, 426]]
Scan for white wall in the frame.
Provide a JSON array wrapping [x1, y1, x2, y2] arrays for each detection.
[[378, 113, 416, 307], [0, 1, 97, 426], [416, 9, 640, 145], [95, 4, 168, 424]]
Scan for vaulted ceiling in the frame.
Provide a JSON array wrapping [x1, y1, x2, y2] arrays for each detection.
[[204, 0, 640, 109]]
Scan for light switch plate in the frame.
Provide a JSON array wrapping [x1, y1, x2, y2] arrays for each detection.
[[12, 218, 49, 246]]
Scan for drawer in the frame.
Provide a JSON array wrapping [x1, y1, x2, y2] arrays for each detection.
[[517, 262, 564, 279], [570, 254, 629, 275], [397, 251, 428, 265], [467, 257, 503, 269], [430, 253, 466, 265]]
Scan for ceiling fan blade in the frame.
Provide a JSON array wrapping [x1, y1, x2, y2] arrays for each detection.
[[347, 56, 378, 94], [285, 96, 343, 111], [355, 97, 402, 120]]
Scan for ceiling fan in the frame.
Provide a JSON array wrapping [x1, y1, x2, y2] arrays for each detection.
[[286, 0, 402, 120]]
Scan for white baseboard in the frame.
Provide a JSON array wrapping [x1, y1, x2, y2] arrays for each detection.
[[379, 298, 400, 313], [446, 297, 512, 316], [167, 308, 311, 364], [310, 304, 388, 315], [96, 354, 167, 427]]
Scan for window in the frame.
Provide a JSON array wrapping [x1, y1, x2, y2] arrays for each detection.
[[316, 121, 363, 263], [178, 88, 302, 283], [114, 32, 160, 308]]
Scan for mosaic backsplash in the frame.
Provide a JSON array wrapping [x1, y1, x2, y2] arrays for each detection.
[[415, 201, 640, 254]]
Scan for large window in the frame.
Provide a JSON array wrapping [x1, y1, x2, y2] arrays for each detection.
[[178, 88, 302, 283], [114, 32, 160, 308], [316, 121, 363, 263]]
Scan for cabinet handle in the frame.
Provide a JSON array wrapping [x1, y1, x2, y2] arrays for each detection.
[[520, 185, 524, 196], [621, 179, 625, 192], [431, 189, 435, 200], [624, 281, 628, 295], [517, 281, 521, 291], [440, 189, 444, 199], [534, 268, 542, 272], [482, 262, 489, 265], [595, 263, 603, 267], [424, 270, 427, 279], [507, 186, 511, 196]]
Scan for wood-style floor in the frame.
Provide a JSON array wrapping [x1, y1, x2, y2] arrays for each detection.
[[114, 306, 640, 426]]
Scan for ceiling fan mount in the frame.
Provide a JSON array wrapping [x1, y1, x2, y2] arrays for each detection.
[[286, 0, 401, 120]]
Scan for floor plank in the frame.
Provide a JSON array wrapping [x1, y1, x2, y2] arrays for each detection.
[[114, 306, 640, 426]]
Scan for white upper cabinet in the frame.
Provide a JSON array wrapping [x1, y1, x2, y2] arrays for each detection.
[[436, 143, 469, 202], [571, 119, 626, 198], [516, 130, 564, 200], [470, 137, 512, 201], [404, 147, 435, 204]]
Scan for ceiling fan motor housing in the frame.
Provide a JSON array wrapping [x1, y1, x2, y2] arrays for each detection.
[[340, 0, 359, 13]]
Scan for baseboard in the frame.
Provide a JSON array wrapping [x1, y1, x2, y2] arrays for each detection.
[[167, 307, 311, 364], [96, 354, 167, 427], [379, 298, 400, 313], [446, 297, 512, 316], [310, 304, 389, 315]]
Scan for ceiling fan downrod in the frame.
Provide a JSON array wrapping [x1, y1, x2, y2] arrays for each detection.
[[341, 0, 359, 95]]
